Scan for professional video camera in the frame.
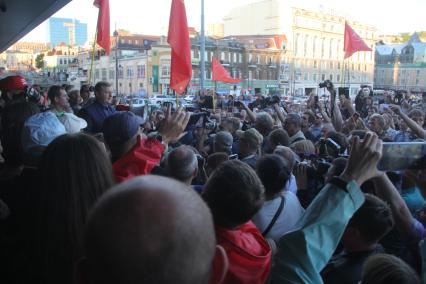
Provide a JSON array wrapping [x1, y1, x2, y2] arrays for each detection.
[[186, 111, 217, 131], [265, 95, 281, 106], [319, 80, 334, 89]]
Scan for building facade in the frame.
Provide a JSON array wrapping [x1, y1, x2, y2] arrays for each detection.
[[375, 33, 426, 92], [47, 17, 88, 47], [223, 0, 378, 96]]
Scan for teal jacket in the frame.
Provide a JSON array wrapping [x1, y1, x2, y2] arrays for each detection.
[[272, 180, 365, 284]]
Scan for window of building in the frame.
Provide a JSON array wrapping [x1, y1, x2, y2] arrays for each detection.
[[127, 66, 134, 78], [321, 38, 325, 58], [233, 53, 237, 63], [304, 73, 308, 80], [137, 65, 146, 78], [59, 59, 63, 65], [239, 54, 243, 63], [161, 65, 170, 77], [121, 39, 125, 44], [95, 69, 100, 79], [256, 55, 260, 64], [101, 68, 107, 81], [109, 69, 114, 79], [248, 53, 253, 62], [228, 52, 231, 62], [329, 74, 333, 81], [135, 40, 139, 45], [329, 62, 334, 69], [416, 79, 419, 85], [304, 35, 309, 57], [337, 74, 341, 82], [118, 67, 123, 79], [321, 74, 325, 81], [417, 70, 420, 76], [221, 52, 225, 61], [329, 39, 333, 59], [313, 60, 318, 68], [313, 74, 317, 81], [295, 33, 300, 56], [313, 36, 317, 57]]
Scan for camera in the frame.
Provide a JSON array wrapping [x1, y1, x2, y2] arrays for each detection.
[[265, 95, 281, 106], [319, 80, 333, 89]]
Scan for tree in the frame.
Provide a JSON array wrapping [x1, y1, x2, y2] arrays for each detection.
[[35, 53, 44, 69]]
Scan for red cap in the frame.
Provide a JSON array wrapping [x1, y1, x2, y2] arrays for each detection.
[[0, 75, 27, 91]]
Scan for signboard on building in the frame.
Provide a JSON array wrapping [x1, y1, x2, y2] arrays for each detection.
[[152, 65, 159, 92]]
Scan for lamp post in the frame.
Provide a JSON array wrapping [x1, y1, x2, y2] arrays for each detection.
[[113, 29, 119, 96]]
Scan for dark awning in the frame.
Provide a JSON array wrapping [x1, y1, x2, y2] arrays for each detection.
[[0, 0, 72, 52]]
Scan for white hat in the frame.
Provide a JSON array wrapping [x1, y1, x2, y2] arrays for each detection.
[[22, 112, 67, 152], [57, 112, 88, 134]]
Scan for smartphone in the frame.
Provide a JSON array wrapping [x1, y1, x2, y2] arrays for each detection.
[[378, 142, 426, 171]]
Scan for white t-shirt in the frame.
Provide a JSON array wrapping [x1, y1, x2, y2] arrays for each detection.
[[252, 191, 304, 243]]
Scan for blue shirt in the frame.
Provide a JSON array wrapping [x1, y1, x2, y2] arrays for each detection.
[[79, 101, 116, 133]]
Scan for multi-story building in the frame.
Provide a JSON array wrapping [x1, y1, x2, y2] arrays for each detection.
[[42, 44, 81, 77], [147, 35, 283, 96], [375, 33, 426, 92], [0, 50, 34, 71], [223, 0, 378, 96], [47, 17, 88, 47], [9, 42, 50, 54]]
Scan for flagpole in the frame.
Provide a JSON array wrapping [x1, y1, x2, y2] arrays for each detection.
[[89, 9, 100, 85], [200, 0, 205, 94]]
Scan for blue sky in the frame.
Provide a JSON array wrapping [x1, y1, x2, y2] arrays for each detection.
[[22, 0, 426, 42]]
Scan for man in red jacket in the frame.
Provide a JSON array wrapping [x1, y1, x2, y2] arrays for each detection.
[[103, 106, 189, 182], [202, 160, 271, 284]]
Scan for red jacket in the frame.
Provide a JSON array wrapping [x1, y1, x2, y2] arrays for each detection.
[[213, 221, 272, 284], [113, 136, 164, 183]]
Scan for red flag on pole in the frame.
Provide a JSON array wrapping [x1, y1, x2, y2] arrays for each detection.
[[344, 21, 372, 59], [212, 58, 242, 84], [93, 0, 110, 55], [167, 0, 192, 95]]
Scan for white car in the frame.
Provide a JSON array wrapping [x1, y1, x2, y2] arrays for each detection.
[[149, 95, 175, 105]]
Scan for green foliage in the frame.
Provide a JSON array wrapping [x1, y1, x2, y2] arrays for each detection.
[[35, 53, 44, 69]]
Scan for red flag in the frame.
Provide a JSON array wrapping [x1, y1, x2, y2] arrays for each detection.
[[212, 58, 241, 84], [344, 21, 372, 59], [167, 0, 192, 95], [93, 0, 110, 55]]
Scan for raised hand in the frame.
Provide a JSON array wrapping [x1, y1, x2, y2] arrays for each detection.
[[340, 132, 383, 185], [158, 105, 190, 144]]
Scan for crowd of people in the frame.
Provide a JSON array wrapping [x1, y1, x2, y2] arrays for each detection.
[[1, 74, 426, 284]]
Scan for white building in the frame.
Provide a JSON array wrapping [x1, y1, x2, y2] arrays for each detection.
[[223, 0, 378, 96]]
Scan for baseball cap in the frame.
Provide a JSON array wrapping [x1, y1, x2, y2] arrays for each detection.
[[236, 128, 263, 148], [57, 112, 88, 134], [21, 112, 67, 152], [103, 111, 145, 145], [0, 75, 27, 91]]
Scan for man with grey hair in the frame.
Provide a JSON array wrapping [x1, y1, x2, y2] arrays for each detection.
[[166, 146, 198, 186], [255, 112, 274, 137], [284, 113, 306, 144], [274, 145, 298, 194], [213, 131, 233, 154]]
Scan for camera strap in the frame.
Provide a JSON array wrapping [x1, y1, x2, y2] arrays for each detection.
[[262, 195, 285, 237]]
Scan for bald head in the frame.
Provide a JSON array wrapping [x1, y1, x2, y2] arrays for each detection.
[[84, 176, 215, 284], [166, 145, 198, 185]]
